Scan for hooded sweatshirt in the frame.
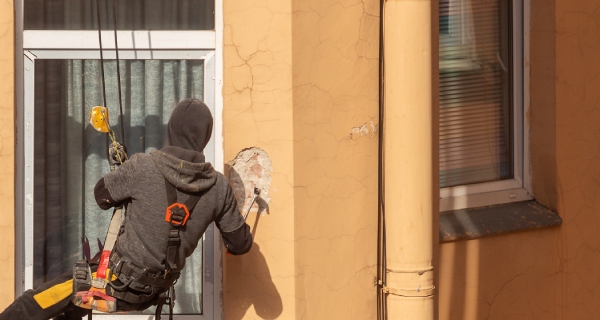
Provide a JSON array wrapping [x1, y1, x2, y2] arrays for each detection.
[[97, 99, 251, 273]]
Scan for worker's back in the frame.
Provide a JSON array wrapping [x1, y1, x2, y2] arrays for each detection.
[[105, 149, 244, 273]]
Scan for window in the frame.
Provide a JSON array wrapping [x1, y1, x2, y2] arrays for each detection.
[[439, 0, 530, 211], [16, 1, 223, 318]]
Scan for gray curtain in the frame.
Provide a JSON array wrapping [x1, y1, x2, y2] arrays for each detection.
[[33, 59, 205, 314]]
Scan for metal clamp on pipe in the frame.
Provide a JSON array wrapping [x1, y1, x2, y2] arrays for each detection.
[[384, 268, 435, 297], [382, 285, 436, 297]]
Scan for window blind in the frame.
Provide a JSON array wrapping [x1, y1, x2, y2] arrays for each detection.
[[439, 0, 512, 188]]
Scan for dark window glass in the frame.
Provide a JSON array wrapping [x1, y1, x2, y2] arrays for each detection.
[[24, 0, 215, 30], [438, 0, 513, 188]]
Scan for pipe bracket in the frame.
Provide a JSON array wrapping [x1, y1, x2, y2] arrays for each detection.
[[382, 285, 435, 297]]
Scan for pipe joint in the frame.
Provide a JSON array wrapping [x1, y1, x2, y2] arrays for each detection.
[[382, 285, 435, 297], [385, 268, 435, 297]]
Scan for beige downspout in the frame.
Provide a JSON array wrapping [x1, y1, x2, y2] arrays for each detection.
[[383, 0, 435, 319]]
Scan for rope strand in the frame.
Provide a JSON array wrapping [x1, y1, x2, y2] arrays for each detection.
[[95, 0, 108, 109], [112, 0, 126, 143]]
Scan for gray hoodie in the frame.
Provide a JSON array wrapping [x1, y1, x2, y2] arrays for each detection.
[[99, 99, 251, 273]]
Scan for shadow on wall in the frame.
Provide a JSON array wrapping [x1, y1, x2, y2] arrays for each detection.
[[224, 242, 283, 320], [438, 228, 561, 320], [224, 160, 282, 319]]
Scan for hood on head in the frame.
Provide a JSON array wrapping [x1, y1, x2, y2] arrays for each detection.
[[165, 98, 213, 153]]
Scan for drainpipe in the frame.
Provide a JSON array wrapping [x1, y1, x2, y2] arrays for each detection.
[[382, 0, 435, 318]]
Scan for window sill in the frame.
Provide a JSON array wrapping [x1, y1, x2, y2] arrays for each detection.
[[439, 200, 562, 242]]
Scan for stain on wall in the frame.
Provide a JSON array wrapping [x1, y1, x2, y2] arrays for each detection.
[[350, 120, 378, 140]]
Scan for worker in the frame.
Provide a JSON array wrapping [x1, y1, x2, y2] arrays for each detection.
[[0, 98, 252, 320]]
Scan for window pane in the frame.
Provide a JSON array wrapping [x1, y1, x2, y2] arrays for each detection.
[[439, 0, 513, 188], [33, 59, 205, 314], [24, 0, 215, 30]]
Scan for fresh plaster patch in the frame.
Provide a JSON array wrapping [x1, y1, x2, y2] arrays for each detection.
[[228, 147, 272, 215], [350, 120, 378, 140]]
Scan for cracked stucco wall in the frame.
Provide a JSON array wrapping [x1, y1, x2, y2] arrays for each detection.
[[222, 1, 295, 319], [0, 0, 15, 309], [222, 0, 379, 319], [439, 0, 600, 319], [554, 0, 600, 317], [292, 0, 379, 319]]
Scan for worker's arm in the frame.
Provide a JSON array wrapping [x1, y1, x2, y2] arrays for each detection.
[[94, 177, 124, 209], [94, 154, 138, 210], [222, 223, 252, 255], [216, 183, 253, 255]]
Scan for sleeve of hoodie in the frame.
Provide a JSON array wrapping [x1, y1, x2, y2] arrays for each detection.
[[215, 181, 252, 255], [94, 155, 139, 210], [94, 177, 122, 210]]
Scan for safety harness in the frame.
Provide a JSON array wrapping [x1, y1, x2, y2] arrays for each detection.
[[164, 179, 201, 272], [71, 178, 201, 319]]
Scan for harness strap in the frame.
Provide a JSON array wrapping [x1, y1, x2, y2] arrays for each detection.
[[106, 285, 156, 304], [95, 207, 123, 285], [109, 250, 180, 288], [166, 230, 181, 271], [163, 179, 201, 271], [165, 179, 201, 212]]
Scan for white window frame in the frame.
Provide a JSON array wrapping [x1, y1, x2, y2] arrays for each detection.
[[15, 1, 224, 319], [439, 0, 532, 212]]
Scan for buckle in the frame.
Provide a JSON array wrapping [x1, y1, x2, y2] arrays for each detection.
[[168, 230, 181, 245], [165, 203, 190, 226], [73, 260, 92, 292]]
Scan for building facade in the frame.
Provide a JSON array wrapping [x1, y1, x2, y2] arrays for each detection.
[[0, 0, 598, 319]]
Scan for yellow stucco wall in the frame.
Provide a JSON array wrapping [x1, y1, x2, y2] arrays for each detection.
[[4, 0, 597, 318], [222, 1, 295, 319], [439, 0, 600, 319], [554, 0, 600, 316], [439, 229, 562, 320], [222, 0, 379, 318], [292, 0, 379, 319], [0, 0, 15, 309]]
